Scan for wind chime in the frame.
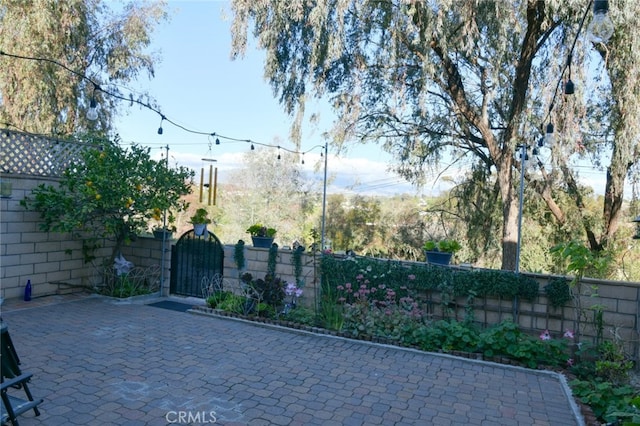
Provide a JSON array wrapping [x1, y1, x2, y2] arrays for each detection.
[[200, 158, 218, 206]]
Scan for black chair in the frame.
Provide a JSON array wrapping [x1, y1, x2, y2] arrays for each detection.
[[1, 321, 42, 426]]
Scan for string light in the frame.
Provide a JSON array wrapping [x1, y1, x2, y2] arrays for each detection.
[[588, 0, 614, 43], [0, 50, 328, 159], [87, 97, 98, 121], [157, 115, 165, 135], [543, 1, 614, 138], [87, 84, 99, 121]]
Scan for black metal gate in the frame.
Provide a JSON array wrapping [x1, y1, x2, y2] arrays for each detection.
[[170, 229, 224, 297]]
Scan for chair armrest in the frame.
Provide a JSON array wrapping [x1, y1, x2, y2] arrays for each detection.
[[1, 372, 33, 390]]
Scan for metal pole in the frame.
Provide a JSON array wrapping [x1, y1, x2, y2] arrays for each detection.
[[160, 145, 169, 296], [515, 144, 526, 274], [320, 142, 328, 252]]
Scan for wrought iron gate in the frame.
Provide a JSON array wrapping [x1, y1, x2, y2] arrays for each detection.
[[170, 229, 224, 297]]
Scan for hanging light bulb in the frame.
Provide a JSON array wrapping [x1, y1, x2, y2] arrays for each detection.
[[87, 98, 98, 121], [526, 154, 537, 174], [250, 143, 255, 150], [157, 117, 164, 135], [545, 123, 555, 147], [215, 138, 220, 145], [588, 0, 614, 44]]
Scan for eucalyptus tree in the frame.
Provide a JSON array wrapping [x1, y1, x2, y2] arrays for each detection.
[[0, 0, 167, 135], [230, 0, 639, 271]]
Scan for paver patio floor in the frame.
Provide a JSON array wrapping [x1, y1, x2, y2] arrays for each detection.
[[1, 295, 583, 425]]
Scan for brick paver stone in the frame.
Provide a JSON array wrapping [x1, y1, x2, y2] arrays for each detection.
[[1, 296, 583, 425]]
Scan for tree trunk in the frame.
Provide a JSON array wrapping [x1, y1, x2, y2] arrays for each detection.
[[497, 157, 519, 271]]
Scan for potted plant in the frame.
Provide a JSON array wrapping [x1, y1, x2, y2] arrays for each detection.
[[190, 208, 211, 236], [246, 223, 277, 248], [152, 213, 177, 240], [423, 239, 461, 265]]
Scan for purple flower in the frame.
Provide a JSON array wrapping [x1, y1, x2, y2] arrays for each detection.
[[539, 330, 551, 341], [563, 330, 574, 339]]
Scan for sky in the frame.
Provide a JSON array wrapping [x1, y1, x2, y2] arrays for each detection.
[[112, 0, 444, 197], [111, 0, 616, 198]]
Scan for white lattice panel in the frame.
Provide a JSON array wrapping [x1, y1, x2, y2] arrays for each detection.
[[1, 129, 88, 177]]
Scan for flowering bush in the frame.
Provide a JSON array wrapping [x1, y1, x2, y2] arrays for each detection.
[[283, 281, 303, 314], [339, 276, 427, 343]]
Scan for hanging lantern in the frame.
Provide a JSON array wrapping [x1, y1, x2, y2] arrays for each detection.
[[633, 216, 640, 240]]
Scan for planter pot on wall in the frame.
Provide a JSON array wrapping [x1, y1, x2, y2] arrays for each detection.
[[193, 224, 208, 237], [251, 236, 274, 248], [425, 251, 452, 265], [153, 229, 173, 240]]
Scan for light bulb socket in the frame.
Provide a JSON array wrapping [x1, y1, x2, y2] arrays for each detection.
[[564, 79, 575, 95], [594, 0, 609, 14], [546, 123, 554, 135]]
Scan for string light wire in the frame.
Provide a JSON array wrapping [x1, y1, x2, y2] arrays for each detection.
[[0, 50, 326, 157]]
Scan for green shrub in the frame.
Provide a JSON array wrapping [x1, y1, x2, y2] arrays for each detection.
[[206, 291, 233, 309], [544, 278, 572, 308], [569, 379, 636, 423], [282, 306, 317, 326]]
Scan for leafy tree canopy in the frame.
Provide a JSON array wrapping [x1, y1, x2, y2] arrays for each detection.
[[21, 134, 194, 264], [230, 0, 640, 271], [0, 0, 167, 135]]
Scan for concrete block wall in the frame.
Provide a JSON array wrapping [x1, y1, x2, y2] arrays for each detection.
[[3, 172, 640, 358], [416, 271, 640, 360], [221, 244, 319, 308], [1, 174, 169, 300]]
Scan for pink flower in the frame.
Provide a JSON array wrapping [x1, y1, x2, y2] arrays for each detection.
[[337, 285, 344, 291], [345, 282, 352, 289], [567, 358, 574, 367], [539, 330, 551, 341], [563, 330, 574, 339], [356, 274, 364, 280], [338, 297, 346, 303]]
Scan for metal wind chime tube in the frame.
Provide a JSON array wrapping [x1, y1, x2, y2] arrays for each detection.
[[200, 158, 218, 206]]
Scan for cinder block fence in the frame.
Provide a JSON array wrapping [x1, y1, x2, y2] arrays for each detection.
[[2, 127, 640, 363]]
